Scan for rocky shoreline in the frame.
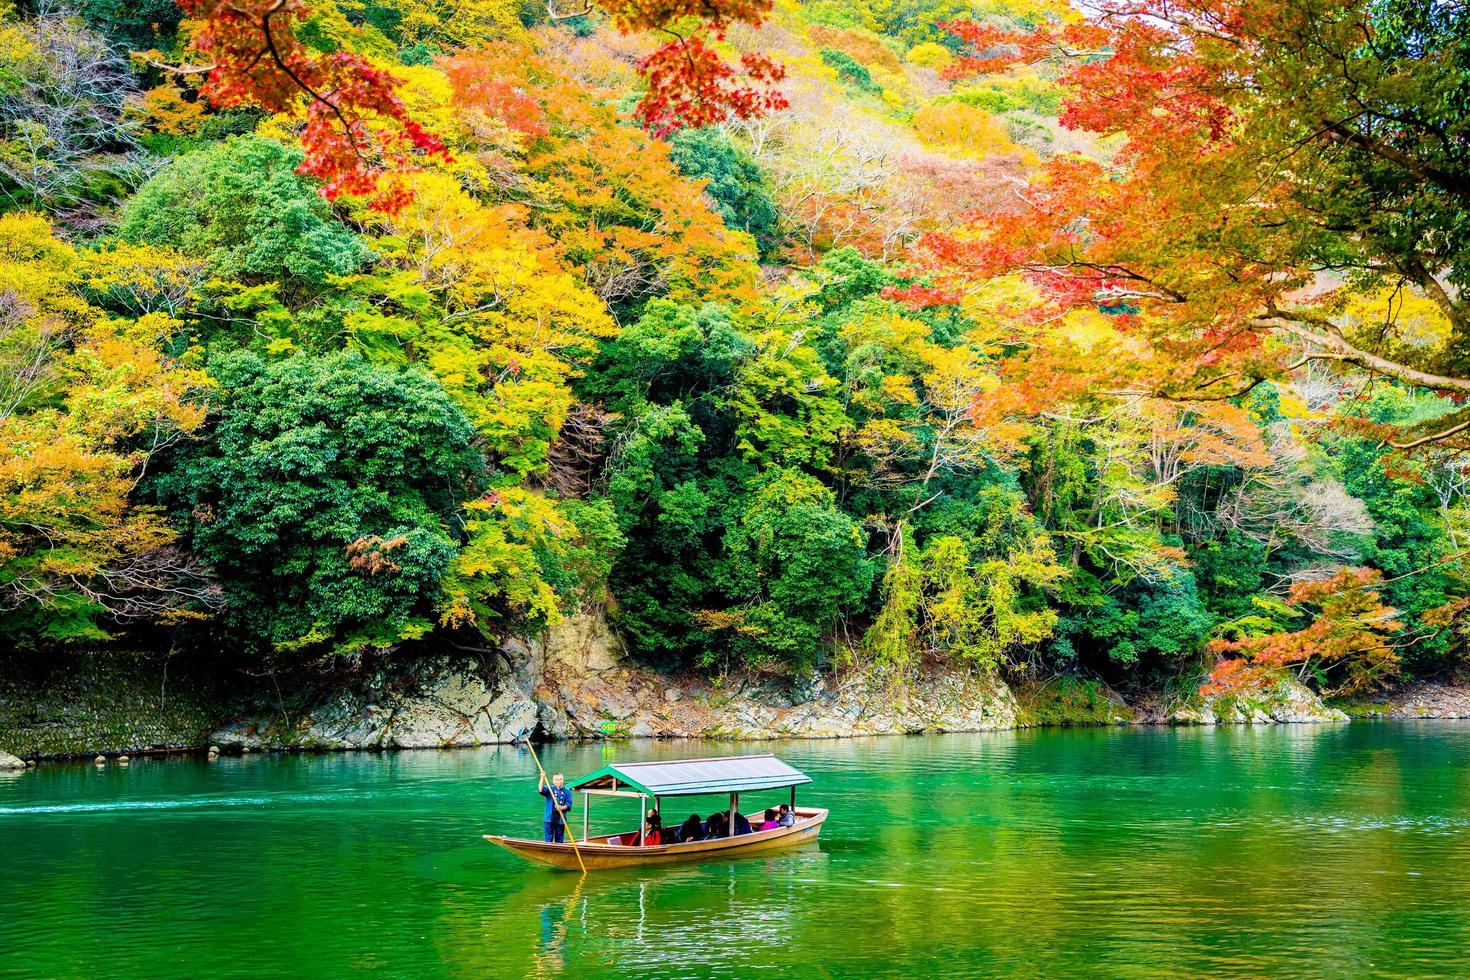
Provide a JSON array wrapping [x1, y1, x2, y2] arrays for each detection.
[[5, 614, 1423, 765], [1349, 682, 1470, 719]]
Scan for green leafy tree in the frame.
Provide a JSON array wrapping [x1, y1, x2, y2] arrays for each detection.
[[75, 0, 182, 46], [1048, 569, 1214, 668], [581, 300, 752, 422], [602, 402, 727, 662], [152, 351, 480, 655], [116, 135, 367, 296], [439, 490, 625, 640], [730, 328, 849, 469], [667, 128, 781, 259], [713, 468, 874, 668]]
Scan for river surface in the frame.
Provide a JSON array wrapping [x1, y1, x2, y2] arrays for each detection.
[[5, 724, 1470, 978]]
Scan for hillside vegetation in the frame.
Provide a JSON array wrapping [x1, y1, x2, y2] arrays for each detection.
[[1, 0, 1467, 701]]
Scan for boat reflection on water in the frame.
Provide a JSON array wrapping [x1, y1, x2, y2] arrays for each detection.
[[480, 847, 831, 976]]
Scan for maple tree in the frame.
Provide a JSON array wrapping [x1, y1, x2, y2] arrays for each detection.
[[171, 0, 450, 211], [169, 0, 791, 208], [929, 0, 1470, 450], [565, 0, 788, 134], [1203, 568, 1403, 696]]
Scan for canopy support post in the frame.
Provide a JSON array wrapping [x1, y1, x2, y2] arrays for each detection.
[[728, 792, 738, 837], [639, 793, 647, 846], [583, 790, 589, 843]]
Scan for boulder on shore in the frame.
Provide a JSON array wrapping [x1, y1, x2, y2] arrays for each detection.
[[0, 750, 25, 770], [1168, 676, 1347, 725]]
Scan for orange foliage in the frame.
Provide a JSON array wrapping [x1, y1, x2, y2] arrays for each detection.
[[138, 83, 207, 137], [442, 44, 760, 308], [807, 25, 904, 74], [1203, 569, 1403, 697]]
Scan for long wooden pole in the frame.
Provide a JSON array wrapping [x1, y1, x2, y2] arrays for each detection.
[[525, 738, 586, 875]]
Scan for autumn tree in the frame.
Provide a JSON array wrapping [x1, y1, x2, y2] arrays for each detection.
[[0, 213, 215, 644], [933, 0, 1470, 449], [166, 0, 790, 208], [1204, 568, 1403, 696], [442, 44, 760, 315]]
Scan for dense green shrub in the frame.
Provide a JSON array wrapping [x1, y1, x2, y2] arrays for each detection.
[[714, 469, 874, 668], [152, 351, 481, 654], [820, 48, 882, 95], [117, 135, 368, 292], [74, 0, 181, 45]]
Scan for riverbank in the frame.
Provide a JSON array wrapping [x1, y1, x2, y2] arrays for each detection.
[[1343, 681, 1470, 719], [0, 614, 1391, 762]]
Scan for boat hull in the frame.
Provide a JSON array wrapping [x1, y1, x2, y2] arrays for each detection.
[[485, 807, 828, 871]]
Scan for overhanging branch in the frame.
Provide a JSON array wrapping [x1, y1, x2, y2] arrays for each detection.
[[1248, 313, 1470, 396]]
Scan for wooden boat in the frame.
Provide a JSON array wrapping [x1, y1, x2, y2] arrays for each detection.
[[485, 754, 828, 871]]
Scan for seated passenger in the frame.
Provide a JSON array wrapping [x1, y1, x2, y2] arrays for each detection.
[[777, 804, 796, 827], [678, 813, 705, 843], [705, 812, 728, 838], [641, 812, 663, 846], [758, 808, 781, 831], [732, 810, 753, 835]]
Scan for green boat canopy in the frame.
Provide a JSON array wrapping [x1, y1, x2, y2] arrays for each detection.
[[566, 754, 812, 798]]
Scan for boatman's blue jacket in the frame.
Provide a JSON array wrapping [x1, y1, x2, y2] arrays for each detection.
[[541, 784, 572, 824]]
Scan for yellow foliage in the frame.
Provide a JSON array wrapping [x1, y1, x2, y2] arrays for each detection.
[[0, 16, 35, 73], [389, 0, 527, 48], [0, 211, 80, 304], [0, 214, 210, 637], [975, 0, 1077, 23], [374, 171, 617, 475], [1337, 286, 1454, 350], [395, 63, 515, 187], [906, 42, 954, 69], [912, 102, 1023, 160], [76, 241, 204, 318], [438, 488, 567, 632]]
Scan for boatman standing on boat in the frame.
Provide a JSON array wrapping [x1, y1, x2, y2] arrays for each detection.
[[538, 772, 573, 843]]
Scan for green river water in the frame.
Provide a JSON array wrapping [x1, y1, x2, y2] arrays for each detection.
[[4, 723, 1470, 978]]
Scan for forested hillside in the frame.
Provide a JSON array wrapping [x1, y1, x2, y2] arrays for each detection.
[[2, 0, 1466, 701]]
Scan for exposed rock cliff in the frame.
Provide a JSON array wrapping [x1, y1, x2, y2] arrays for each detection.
[[1, 614, 1361, 761], [210, 614, 1019, 750]]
